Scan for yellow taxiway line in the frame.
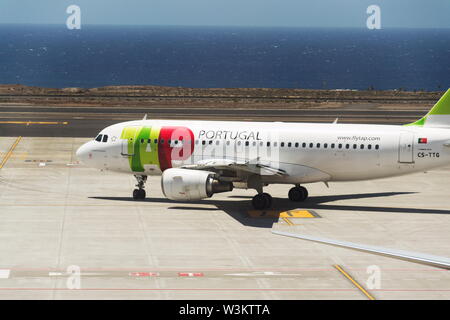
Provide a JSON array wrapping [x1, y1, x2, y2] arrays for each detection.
[[282, 217, 294, 226], [0, 136, 22, 169], [0, 121, 68, 125], [247, 209, 317, 218], [334, 265, 375, 300]]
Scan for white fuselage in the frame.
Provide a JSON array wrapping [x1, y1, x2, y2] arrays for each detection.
[[76, 119, 450, 184]]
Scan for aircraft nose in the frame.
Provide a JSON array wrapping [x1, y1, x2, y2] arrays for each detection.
[[76, 141, 91, 164]]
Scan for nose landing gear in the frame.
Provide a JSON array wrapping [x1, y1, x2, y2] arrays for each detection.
[[133, 175, 147, 200]]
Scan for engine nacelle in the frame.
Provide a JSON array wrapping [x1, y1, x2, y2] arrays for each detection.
[[161, 168, 233, 201]]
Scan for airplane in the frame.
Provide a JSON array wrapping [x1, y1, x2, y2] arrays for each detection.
[[76, 89, 450, 209]]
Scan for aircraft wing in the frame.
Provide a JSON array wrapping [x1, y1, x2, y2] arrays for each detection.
[[181, 158, 287, 176], [272, 230, 450, 270]]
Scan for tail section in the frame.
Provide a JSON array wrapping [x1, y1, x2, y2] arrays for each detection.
[[406, 89, 450, 128]]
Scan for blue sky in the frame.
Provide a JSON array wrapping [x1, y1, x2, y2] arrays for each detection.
[[1, 0, 449, 28]]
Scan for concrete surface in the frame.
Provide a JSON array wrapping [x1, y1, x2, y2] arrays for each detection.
[[0, 137, 450, 299]]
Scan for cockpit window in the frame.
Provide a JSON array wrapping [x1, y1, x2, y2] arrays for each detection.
[[95, 134, 103, 142], [102, 135, 108, 143]]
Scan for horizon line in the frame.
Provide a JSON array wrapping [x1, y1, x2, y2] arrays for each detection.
[[0, 23, 449, 30]]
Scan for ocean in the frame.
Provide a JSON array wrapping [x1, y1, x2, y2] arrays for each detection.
[[0, 24, 449, 91]]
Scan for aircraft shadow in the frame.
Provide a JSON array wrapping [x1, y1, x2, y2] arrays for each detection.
[[90, 191, 450, 228]]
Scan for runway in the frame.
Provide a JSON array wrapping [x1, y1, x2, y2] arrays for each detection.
[[0, 101, 432, 137], [0, 136, 450, 299]]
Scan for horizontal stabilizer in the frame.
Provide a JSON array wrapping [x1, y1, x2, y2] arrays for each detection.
[[272, 230, 450, 270]]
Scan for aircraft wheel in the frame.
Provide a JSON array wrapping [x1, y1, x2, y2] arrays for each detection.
[[261, 192, 272, 208], [252, 193, 272, 210], [133, 189, 146, 200], [288, 186, 308, 202]]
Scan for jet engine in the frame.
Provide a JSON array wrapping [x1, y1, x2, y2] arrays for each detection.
[[161, 168, 233, 201]]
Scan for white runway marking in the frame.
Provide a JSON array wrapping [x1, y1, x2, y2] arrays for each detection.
[[0, 270, 10, 279]]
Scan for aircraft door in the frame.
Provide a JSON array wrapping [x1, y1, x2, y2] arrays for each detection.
[[398, 132, 414, 163], [121, 137, 134, 156], [120, 126, 142, 157]]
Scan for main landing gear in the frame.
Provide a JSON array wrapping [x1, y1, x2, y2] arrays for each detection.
[[252, 192, 272, 210], [288, 185, 308, 202], [133, 175, 147, 200], [251, 184, 309, 210]]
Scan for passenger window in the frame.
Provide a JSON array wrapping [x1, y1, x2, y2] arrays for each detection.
[[375, 145, 379, 150], [302, 143, 306, 148], [141, 138, 144, 144], [324, 143, 328, 148], [280, 142, 285, 147], [274, 142, 278, 147], [345, 144, 350, 149], [295, 142, 299, 148], [368, 144, 372, 150], [237, 141, 242, 146], [317, 143, 320, 148], [245, 141, 249, 146], [331, 143, 335, 149], [226, 141, 230, 146], [216, 141, 220, 145], [309, 143, 313, 148], [160, 139, 164, 144], [360, 144, 364, 149], [202, 141, 206, 145], [338, 144, 342, 149], [95, 134, 103, 142], [267, 142, 270, 147], [288, 142, 292, 147], [209, 140, 213, 145], [353, 144, 357, 149]]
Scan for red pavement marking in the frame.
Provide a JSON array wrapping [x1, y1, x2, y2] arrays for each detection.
[[0, 288, 355, 291], [178, 272, 204, 277], [0, 288, 449, 292], [3, 267, 446, 272], [128, 272, 160, 277]]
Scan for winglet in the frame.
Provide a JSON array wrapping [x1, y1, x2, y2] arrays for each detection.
[[142, 114, 148, 120], [405, 89, 450, 127], [332, 118, 338, 124]]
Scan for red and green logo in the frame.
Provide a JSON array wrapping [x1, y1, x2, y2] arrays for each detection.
[[120, 126, 194, 172]]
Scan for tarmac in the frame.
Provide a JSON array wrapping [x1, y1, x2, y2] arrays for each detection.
[[0, 101, 433, 137], [1, 136, 450, 299]]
